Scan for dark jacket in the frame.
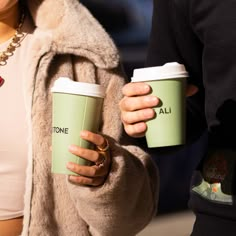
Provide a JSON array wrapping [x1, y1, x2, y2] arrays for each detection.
[[147, 0, 236, 235], [147, 0, 236, 148]]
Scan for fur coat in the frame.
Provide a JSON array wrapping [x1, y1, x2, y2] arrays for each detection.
[[21, 0, 159, 235]]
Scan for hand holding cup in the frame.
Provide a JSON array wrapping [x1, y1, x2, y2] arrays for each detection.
[[119, 82, 159, 138], [120, 62, 197, 148], [67, 130, 111, 187], [119, 82, 198, 138], [51, 77, 106, 175]]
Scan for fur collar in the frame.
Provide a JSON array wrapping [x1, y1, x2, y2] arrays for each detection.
[[26, 0, 119, 69]]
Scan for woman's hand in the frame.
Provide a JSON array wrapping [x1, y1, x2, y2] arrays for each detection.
[[66, 130, 111, 186], [119, 82, 198, 138]]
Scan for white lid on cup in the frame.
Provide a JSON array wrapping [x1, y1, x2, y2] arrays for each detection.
[[131, 62, 189, 82], [51, 77, 106, 98]]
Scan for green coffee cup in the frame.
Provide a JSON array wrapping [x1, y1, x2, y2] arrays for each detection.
[[51, 77, 105, 175], [131, 62, 188, 148]]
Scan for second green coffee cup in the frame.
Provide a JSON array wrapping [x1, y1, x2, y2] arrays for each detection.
[[51, 77, 105, 175], [131, 62, 188, 148]]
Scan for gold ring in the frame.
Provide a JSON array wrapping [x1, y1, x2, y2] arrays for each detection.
[[96, 138, 109, 152]]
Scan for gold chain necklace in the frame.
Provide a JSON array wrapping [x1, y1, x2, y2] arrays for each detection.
[[0, 9, 26, 86]]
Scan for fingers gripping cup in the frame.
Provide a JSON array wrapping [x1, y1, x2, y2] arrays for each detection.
[[132, 62, 189, 148], [51, 77, 105, 175]]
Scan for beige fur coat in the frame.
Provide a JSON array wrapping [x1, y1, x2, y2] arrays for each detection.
[[21, 0, 159, 235]]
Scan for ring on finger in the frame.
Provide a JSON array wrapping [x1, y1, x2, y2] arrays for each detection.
[[96, 138, 109, 152]]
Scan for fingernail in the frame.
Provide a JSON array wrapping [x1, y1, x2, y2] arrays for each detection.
[[69, 175, 77, 181], [68, 145, 76, 152], [143, 84, 150, 92], [144, 109, 155, 118], [80, 130, 88, 137], [67, 162, 74, 170], [145, 96, 158, 104]]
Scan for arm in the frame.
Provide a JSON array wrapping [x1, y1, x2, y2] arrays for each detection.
[[148, 0, 236, 148], [66, 65, 159, 236], [119, 0, 203, 144], [146, 0, 206, 145]]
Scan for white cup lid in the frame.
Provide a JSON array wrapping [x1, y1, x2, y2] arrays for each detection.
[[131, 62, 189, 82], [51, 77, 106, 98]]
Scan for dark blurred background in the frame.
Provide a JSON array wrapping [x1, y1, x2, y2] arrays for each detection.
[[81, 0, 207, 214], [80, 0, 152, 78]]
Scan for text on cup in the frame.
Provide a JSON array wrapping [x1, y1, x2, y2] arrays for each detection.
[[52, 127, 69, 134]]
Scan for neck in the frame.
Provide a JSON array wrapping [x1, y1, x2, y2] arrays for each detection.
[[0, 3, 20, 44]]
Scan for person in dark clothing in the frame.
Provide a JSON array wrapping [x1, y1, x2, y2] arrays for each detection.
[[119, 0, 236, 235]]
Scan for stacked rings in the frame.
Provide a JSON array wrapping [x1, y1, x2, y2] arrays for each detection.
[[95, 139, 109, 167]]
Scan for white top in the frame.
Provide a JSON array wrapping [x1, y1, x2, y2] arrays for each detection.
[[131, 62, 189, 82], [0, 15, 35, 220]]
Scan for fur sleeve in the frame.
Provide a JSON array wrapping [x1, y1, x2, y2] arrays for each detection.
[[66, 66, 159, 236]]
